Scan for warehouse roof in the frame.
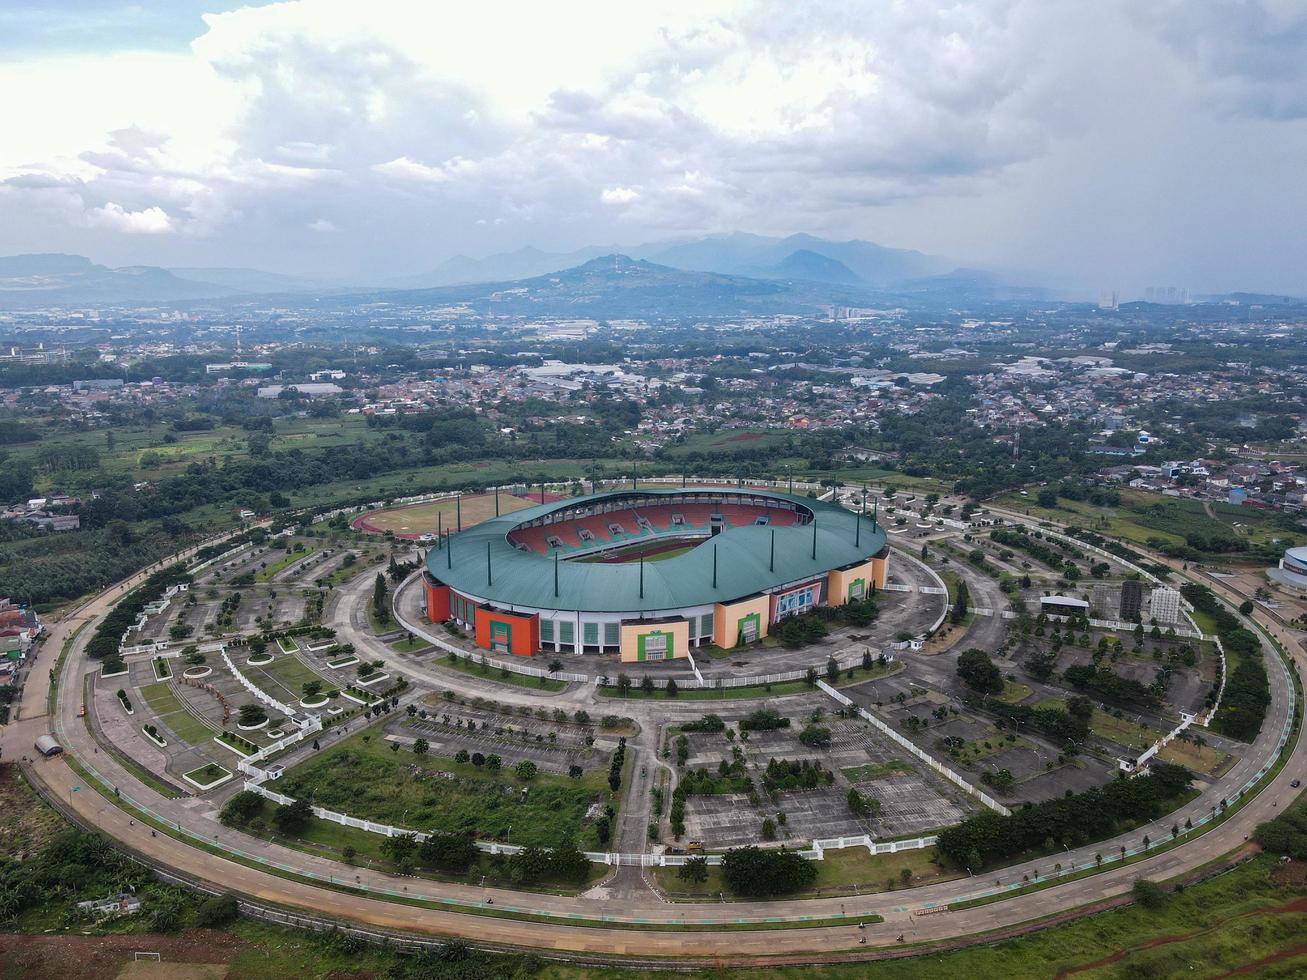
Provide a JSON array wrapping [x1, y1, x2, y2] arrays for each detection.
[[426, 488, 887, 613]]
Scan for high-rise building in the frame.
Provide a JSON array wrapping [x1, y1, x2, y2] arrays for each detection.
[[1120, 579, 1143, 620]]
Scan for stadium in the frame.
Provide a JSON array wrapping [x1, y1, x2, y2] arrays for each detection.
[[421, 487, 890, 662]]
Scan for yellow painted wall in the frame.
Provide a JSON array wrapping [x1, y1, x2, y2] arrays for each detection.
[[827, 560, 874, 605], [871, 553, 889, 590], [712, 594, 772, 649], [619, 619, 690, 663]]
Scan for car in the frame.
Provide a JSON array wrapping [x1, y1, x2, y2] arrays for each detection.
[[1291, 779, 1301, 788]]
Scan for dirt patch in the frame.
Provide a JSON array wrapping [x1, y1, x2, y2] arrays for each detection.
[[0, 929, 243, 980], [720, 431, 765, 444]]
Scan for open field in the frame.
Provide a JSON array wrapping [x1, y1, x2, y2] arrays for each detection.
[[278, 729, 617, 849], [351, 491, 558, 538], [993, 487, 1297, 553]]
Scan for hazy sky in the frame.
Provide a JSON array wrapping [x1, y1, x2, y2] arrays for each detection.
[[2, 0, 1306, 294]]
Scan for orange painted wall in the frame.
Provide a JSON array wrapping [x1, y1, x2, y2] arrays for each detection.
[[473, 605, 540, 656], [424, 579, 450, 622]]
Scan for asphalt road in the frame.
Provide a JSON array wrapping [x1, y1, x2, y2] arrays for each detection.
[[5, 518, 1306, 965]]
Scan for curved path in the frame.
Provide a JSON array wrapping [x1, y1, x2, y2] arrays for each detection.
[[3, 519, 1304, 966]]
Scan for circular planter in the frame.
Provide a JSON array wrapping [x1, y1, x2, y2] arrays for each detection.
[[237, 717, 269, 732], [247, 655, 274, 666], [300, 696, 329, 708], [183, 666, 213, 679]]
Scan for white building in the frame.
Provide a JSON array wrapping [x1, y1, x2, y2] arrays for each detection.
[[1148, 587, 1182, 624]]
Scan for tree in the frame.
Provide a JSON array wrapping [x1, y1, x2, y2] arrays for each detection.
[[1037, 487, 1058, 509], [616, 673, 632, 697], [825, 656, 840, 684], [485, 754, 501, 771], [720, 846, 817, 897], [372, 573, 390, 623], [454, 749, 469, 764], [219, 790, 264, 827], [665, 677, 679, 698], [272, 797, 313, 834], [1239, 600, 1254, 616], [798, 724, 832, 749], [950, 578, 970, 625], [515, 760, 538, 780], [640, 675, 655, 695], [760, 817, 776, 841], [548, 659, 563, 674], [1066, 694, 1094, 722], [302, 680, 323, 699], [956, 648, 1003, 695], [420, 832, 478, 872], [237, 703, 267, 727], [678, 856, 709, 884], [381, 833, 419, 872], [413, 737, 429, 755]]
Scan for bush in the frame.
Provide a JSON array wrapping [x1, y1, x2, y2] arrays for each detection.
[[194, 894, 239, 927], [1132, 878, 1168, 910]]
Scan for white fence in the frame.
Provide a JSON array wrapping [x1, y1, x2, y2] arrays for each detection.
[[240, 771, 931, 867], [236, 718, 323, 774], [221, 646, 302, 721], [818, 680, 1011, 816]]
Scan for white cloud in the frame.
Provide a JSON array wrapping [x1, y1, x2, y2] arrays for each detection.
[[0, 0, 1303, 289], [84, 202, 174, 234], [600, 186, 640, 205], [307, 218, 337, 233]]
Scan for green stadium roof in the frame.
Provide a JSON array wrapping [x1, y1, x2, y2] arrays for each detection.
[[426, 488, 887, 614]]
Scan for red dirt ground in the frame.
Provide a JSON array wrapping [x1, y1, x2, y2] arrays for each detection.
[[0, 929, 243, 980]]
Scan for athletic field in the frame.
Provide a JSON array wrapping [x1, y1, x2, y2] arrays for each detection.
[[351, 491, 565, 539]]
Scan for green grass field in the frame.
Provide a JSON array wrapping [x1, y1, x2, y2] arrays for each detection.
[[245, 654, 335, 703], [140, 680, 215, 746], [279, 729, 617, 850], [653, 845, 959, 900], [434, 652, 567, 692]]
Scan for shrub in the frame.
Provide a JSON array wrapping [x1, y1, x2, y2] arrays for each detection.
[[194, 894, 239, 927]]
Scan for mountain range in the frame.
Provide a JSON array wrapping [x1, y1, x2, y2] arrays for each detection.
[[394, 232, 950, 288], [0, 233, 1015, 312]]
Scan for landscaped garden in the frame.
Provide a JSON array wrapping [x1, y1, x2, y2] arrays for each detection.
[[278, 729, 619, 850]]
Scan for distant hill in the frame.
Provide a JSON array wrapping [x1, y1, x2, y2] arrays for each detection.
[[647, 232, 949, 283], [167, 266, 328, 293], [761, 249, 863, 284], [0, 253, 242, 308], [332, 253, 864, 317], [396, 232, 949, 288]]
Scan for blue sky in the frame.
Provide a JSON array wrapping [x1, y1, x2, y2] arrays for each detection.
[[1, 0, 1305, 294]]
